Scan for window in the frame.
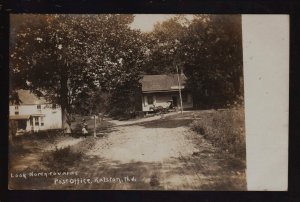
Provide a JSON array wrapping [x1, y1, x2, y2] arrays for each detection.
[[37, 105, 41, 109], [15, 105, 19, 115], [148, 96, 153, 105], [40, 117, 44, 126], [34, 117, 39, 126]]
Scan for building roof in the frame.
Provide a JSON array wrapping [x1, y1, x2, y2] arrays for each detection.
[[141, 74, 187, 92], [16, 89, 48, 105], [10, 115, 31, 120]]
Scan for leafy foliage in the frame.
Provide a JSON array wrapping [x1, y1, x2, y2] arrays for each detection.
[[10, 14, 244, 122], [183, 15, 243, 108], [141, 16, 188, 74], [10, 14, 145, 124], [143, 15, 243, 108]]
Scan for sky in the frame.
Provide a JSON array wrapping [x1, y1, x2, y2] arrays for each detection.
[[130, 14, 176, 32], [131, 14, 194, 32]]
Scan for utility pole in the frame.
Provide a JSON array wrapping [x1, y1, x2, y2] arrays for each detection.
[[176, 64, 183, 114], [94, 115, 97, 138]]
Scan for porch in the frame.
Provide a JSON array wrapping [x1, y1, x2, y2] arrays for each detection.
[[9, 114, 46, 135]]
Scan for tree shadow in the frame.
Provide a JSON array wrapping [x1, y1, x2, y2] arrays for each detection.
[[136, 118, 194, 129], [9, 152, 246, 190]]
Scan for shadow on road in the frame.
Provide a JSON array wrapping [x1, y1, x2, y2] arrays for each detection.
[[136, 118, 194, 129], [9, 150, 246, 190]]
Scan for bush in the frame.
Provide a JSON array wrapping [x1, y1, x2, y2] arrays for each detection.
[[41, 145, 83, 170], [190, 108, 246, 159], [52, 146, 72, 162]]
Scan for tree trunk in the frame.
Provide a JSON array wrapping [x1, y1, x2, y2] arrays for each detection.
[[61, 106, 71, 133], [60, 74, 71, 134]]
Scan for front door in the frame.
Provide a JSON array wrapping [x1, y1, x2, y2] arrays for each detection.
[[172, 96, 178, 107]]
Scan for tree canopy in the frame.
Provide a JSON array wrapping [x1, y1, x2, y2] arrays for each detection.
[[10, 14, 146, 129], [10, 14, 244, 127], [143, 14, 243, 108]]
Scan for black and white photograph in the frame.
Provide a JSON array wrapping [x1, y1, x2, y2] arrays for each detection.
[[8, 14, 246, 190]]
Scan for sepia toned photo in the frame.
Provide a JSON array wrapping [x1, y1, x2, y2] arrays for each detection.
[[9, 14, 246, 190]]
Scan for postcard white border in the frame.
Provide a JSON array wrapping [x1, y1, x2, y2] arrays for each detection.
[[243, 15, 289, 191]]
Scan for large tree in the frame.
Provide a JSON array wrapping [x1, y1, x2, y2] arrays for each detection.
[[73, 14, 146, 118], [10, 14, 145, 130], [141, 15, 188, 75], [182, 15, 243, 108], [10, 14, 88, 132], [142, 15, 243, 108]]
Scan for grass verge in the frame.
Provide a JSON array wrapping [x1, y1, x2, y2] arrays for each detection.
[[190, 108, 246, 159], [40, 137, 96, 171]]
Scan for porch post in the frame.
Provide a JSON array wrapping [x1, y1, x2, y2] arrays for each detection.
[[26, 119, 30, 131], [33, 116, 35, 131], [38, 116, 41, 131]]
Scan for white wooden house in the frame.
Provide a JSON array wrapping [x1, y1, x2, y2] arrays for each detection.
[[9, 90, 62, 135], [140, 74, 193, 112]]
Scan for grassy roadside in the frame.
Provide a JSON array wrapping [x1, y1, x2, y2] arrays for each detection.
[[190, 107, 246, 160], [9, 115, 114, 173], [71, 115, 115, 134]]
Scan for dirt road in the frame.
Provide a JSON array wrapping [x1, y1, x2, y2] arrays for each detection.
[[50, 112, 246, 190], [9, 112, 246, 190]]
